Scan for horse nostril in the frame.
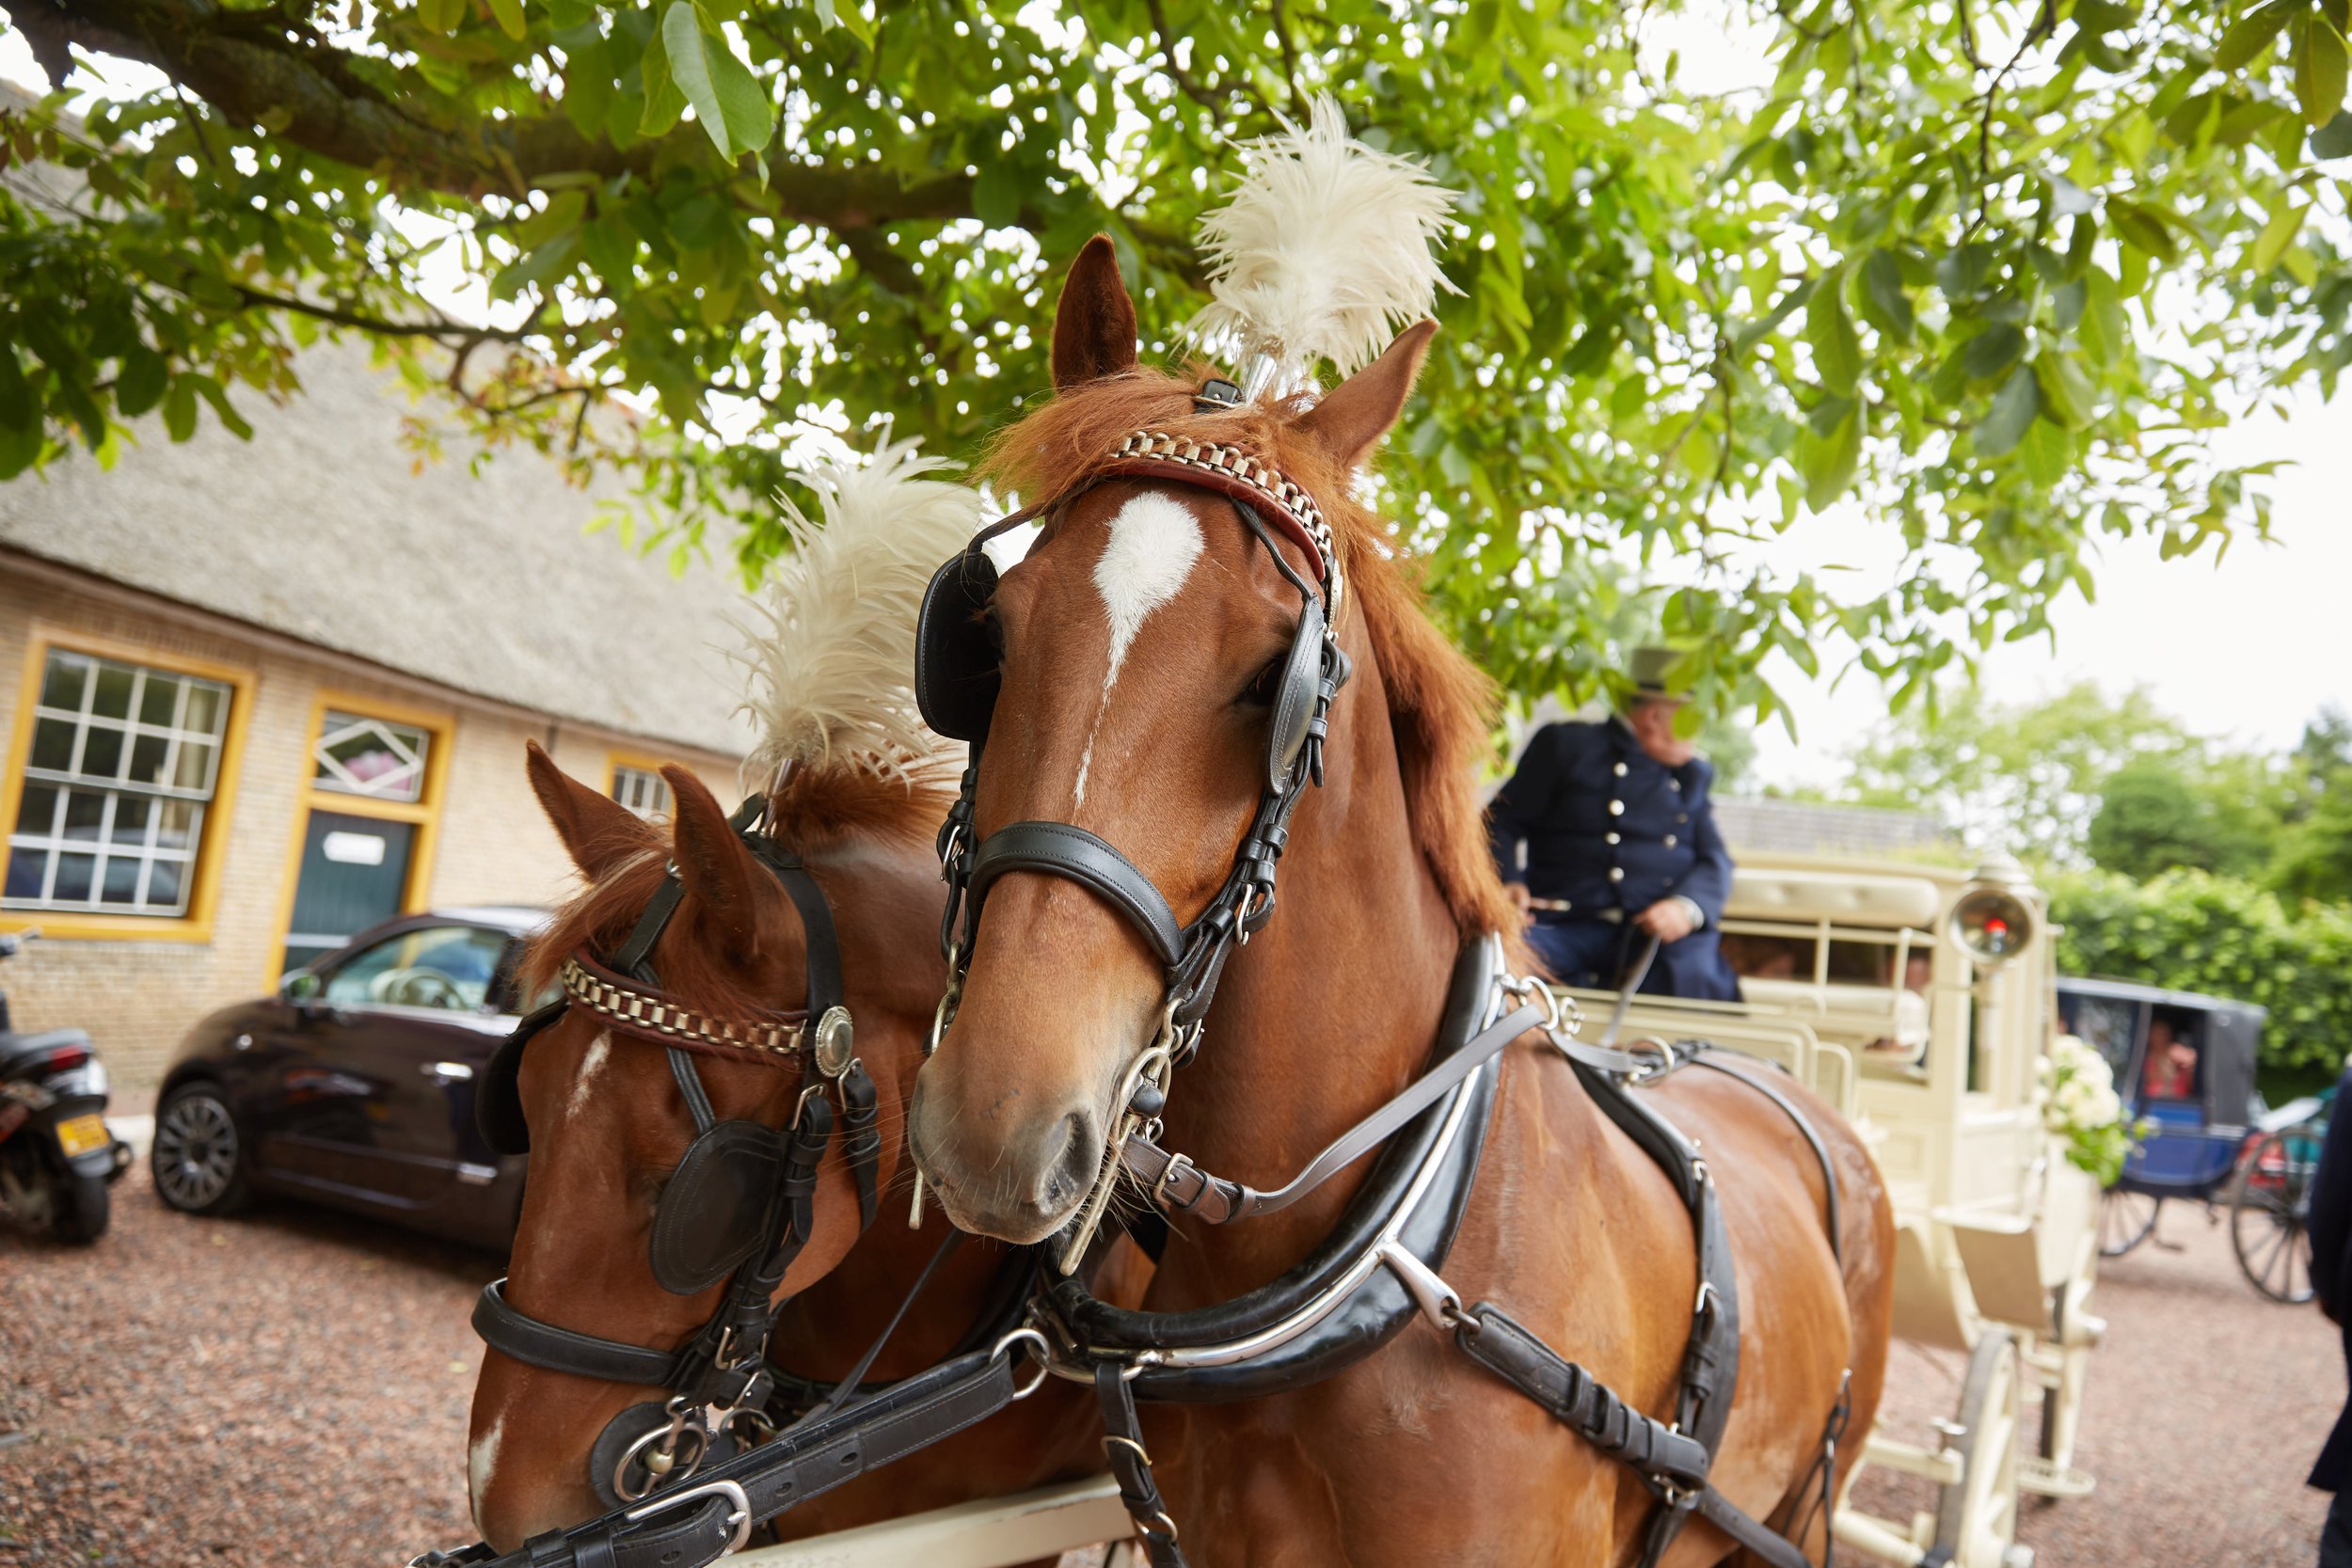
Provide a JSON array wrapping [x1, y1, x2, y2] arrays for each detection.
[[1037, 1110, 1102, 1212]]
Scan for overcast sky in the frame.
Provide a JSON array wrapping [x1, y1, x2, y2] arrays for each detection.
[[6, 26, 2344, 791]]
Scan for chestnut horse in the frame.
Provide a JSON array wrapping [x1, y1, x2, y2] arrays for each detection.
[[467, 743, 1104, 1550], [907, 239, 1897, 1566]]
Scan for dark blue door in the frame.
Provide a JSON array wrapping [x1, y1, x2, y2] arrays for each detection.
[[282, 811, 414, 975]]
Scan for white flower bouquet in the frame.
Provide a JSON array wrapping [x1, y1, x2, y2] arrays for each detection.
[[2038, 1033, 2139, 1185]]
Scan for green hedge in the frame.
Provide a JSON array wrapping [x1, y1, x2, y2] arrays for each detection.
[[2049, 868, 2352, 1097]]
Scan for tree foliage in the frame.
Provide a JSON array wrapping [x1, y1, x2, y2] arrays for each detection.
[[2052, 866, 2352, 1087], [3, 0, 2349, 716]]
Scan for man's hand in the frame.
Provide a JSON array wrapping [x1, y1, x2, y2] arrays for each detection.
[[1634, 898, 1697, 943], [1504, 882, 1533, 925]]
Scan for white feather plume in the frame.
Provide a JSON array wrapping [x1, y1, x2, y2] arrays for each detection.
[[1187, 95, 1459, 385], [735, 435, 979, 792]]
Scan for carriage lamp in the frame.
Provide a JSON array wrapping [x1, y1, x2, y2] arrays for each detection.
[[1949, 887, 2036, 965]]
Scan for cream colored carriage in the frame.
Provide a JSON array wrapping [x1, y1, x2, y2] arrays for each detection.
[[1555, 853, 2103, 1568]]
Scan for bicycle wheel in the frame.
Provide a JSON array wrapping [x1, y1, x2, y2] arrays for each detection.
[[2230, 1124, 2319, 1305]]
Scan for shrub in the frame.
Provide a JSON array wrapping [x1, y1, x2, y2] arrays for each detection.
[[2048, 868, 2352, 1097]]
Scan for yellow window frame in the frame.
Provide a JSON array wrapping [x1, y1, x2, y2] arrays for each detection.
[[0, 628, 258, 944]]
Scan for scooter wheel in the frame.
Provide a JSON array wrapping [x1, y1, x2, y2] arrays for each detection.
[[52, 1170, 108, 1243], [151, 1083, 251, 1215]]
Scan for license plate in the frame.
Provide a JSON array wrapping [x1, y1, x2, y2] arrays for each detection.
[[55, 1114, 109, 1158]]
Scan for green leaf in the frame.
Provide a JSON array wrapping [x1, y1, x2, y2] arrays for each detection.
[[1976, 367, 2041, 458], [2106, 199, 2180, 262], [162, 375, 198, 443], [2252, 198, 2303, 271], [2080, 268, 2127, 365], [490, 231, 581, 301], [2217, 1, 2294, 71], [2312, 109, 2352, 157], [2033, 351, 2095, 428], [1860, 250, 1915, 343], [1804, 276, 1862, 394], [114, 346, 167, 419], [485, 0, 527, 40], [972, 157, 1024, 230], [639, 21, 687, 136], [0, 349, 32, 433], [192, 377, 252, 441], [2019, 416, 2072, 487], [660, 1, 774, 165], [2297, 17, 2348, 126], [1799, 404, 1862, 510], [417, 0, 468, 34], [1961, 323, 2025, 383]]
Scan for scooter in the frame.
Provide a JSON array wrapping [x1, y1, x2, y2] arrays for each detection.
[[0, 930, 130, 1243]]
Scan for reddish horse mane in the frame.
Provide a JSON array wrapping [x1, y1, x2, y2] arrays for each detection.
[[516, 765, 954, 1006], [981, 366, 1519, 941]]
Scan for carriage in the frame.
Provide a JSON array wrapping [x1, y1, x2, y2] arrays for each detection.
[[1552, 852, 2104, 1568], [2066, 975, 2325, 1304]]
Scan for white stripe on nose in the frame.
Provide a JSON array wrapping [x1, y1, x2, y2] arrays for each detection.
[[1075, 493, 1204, 807]]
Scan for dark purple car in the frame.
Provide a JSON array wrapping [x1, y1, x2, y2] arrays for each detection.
[[149, 906, 545, 1250]]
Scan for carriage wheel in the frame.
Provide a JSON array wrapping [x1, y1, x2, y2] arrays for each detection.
[[2096, 1188, 2158, 1259], [2230, 1125, 2320, 1305], [1931, 1329, 2026, 1568]]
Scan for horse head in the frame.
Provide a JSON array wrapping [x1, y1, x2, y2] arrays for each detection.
[[909, 237, 1509, 1247], [469, 740, 946, 1546]]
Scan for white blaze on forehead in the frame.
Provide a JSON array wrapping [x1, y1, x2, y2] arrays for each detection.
[[566, 1031, 612, 1119], [469, 1412, 505, 1527], [1074, 493, 1205, 807], [1094, 493, 1206, 686]]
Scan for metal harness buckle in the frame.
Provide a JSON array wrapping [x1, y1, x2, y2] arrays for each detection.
[[622, 1478, 753, 1556]]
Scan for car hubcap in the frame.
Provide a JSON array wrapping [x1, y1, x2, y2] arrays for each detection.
[[156, 1096, 237, 1209]]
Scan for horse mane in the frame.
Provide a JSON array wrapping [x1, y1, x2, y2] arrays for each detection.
[[980, 367, 1520, 941]]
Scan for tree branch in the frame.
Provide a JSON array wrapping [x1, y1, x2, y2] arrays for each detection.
[[19, 0, 985, 229]]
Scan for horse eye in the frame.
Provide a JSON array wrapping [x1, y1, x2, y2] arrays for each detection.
[[1236, 657, 1283, 710]]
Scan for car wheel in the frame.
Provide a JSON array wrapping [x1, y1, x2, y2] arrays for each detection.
[[151, 1084, 251, 1215]]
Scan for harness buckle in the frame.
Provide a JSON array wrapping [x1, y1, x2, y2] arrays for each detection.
[[1375, 1238, 1465, 1333], [622, 1478, 753, 1556], [1692, 1279, 1720, 1325], [1151, 1150, 1197, 1211]]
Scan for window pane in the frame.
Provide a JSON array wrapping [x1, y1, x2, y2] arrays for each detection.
[[324, 932, 419, 1005], [91, 665, 134, 720], [110, 796, 153, 846], [154, 800, 198, 852], [15, 784, 59, 836], [130, 734, 169, 786], [172, 742, 216, 793], [39, 656, 87, 713], [81, 725, 124, 780], [139, 673, 180, 727], [148, 859, 183, 909], [53, 853, 95, 902], [314, 712, 428, 801], [29, 718, 74, 772], [4, 849, 47, 901], [99, 857, 140, 905], [61, 791, 105, 842], [183, 685, 223, 736]]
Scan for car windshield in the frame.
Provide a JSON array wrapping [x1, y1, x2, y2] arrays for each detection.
[[324, 926, 509, 1011]]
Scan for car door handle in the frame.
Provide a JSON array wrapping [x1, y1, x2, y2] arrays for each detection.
[[421, 1061, 475, 1084]]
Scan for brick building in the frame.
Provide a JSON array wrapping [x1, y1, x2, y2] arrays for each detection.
[[0, 342, 753, 1091]]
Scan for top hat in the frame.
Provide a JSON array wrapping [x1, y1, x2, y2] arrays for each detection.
[[1628, 646, 1690, 704]]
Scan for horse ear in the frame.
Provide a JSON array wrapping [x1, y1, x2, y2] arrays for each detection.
[[664, 766, 763, 958], [525, 738, 654, 881], [1294, 320, 1439, 474], [1052, 234, 1138, 391]]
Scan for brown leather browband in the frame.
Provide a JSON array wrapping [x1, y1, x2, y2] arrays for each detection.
[[1093, 430, 1339, 594], [558, 952, 810, 1060]]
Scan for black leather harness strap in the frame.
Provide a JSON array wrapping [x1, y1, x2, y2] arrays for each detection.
[[1096, 1364, 1187, 1568], [473, 1281, 687, 1387], [969, 822, 1186, 967]]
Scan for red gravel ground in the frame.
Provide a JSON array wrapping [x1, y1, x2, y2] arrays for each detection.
[[1, 1167, 2342, 1566], [1851, 1200, 2344, 1568]]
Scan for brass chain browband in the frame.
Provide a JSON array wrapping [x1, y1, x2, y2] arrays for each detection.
[[1099, 430, 1340, 603], [559, 953, 809, 1060]]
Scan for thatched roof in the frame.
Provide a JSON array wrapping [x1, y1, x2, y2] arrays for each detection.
[[0, 340, 755, 756]]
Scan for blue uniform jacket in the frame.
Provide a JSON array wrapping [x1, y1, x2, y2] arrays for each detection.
[[1487, 719, 1739, 999], [2308, 1065, 2352, 1490]]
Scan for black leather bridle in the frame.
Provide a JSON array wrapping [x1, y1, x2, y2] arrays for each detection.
[[913, 400, 1351, 1268], [470, 793, 884, 1507]]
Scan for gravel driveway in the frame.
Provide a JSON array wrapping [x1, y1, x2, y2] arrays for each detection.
[[2, 1168, 2343, 1566]]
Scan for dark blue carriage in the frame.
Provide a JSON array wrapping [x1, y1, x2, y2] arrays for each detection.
[[2058, 976, 2320, 1302]]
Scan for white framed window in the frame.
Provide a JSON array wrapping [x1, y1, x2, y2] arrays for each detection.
[[313, 709, 432, 801], [6, 650, 233, 915], [611, 765, 673, 818]]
